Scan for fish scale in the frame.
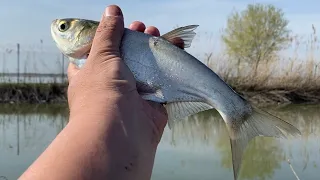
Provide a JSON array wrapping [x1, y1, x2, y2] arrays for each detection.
[[50, 18, 302, 180]]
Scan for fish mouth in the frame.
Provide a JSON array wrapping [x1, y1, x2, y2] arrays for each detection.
[[50, 20, 59, 44], [50, 19, 58, 34]]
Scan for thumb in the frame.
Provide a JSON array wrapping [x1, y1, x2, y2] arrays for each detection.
[[88, 5, 124, 65]]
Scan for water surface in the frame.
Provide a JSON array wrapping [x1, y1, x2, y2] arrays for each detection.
[[0, 104, 319, 180]]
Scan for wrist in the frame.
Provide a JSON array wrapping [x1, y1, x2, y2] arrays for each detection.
[[68, 87, 134, 118], [67, 91, 157, 179]]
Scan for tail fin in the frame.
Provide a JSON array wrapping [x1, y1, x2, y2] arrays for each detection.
[[222, 106, 301, 180]]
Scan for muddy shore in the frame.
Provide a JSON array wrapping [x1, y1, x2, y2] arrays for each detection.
[[0, 83, 319, 106]]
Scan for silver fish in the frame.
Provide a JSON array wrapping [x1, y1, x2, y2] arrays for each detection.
[[50, 18, 301, 180]]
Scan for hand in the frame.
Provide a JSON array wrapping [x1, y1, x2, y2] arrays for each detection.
[[67, 6, 185, 144], [65, 5, 183, 179], [20, 5, 185, 180], [66, 7, 169, 145], [19, 6, 185, 180]]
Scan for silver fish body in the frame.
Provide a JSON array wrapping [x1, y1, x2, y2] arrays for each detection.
[[50, 18, 301, 180], [120, 29, 250, 118]]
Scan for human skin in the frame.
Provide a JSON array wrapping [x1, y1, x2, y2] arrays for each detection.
[[19, 5, 183, 180]]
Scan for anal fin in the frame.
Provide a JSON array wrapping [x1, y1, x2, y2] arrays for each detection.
[[164, 101, 213, 129]]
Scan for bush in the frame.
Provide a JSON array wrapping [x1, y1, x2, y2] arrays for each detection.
[[222, 4, 291, 73]]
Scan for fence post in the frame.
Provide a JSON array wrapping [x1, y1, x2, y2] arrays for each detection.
[[17, 43, 20, 83]]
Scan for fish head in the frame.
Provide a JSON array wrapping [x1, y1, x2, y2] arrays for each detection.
[[50, 18, 99, 60]]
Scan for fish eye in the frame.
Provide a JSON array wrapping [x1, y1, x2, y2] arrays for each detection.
[[58, 21, 69, 32]]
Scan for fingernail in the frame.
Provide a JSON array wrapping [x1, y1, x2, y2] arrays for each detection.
[[105, 5, 123, 17]]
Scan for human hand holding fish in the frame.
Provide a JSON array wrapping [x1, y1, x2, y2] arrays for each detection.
[[20, 5, 178, 180], [21, 3, 303, 180]]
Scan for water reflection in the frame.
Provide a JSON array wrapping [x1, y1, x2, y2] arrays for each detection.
[[0, 104, 319, 180], [0, 105, 68, 180], [159, 104, 320, 180]]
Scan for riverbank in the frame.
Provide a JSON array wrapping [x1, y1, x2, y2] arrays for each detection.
[[0, 83, 67, 104], [0, 83, 320, 106], [236, 87, 320, 106]]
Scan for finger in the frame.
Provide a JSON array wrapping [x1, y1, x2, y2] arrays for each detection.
[[144, 26, 160, 37], [129, 21, 146, 32], [67, 63, 79, 81], [88, 5, 124, 64], [146, 101, 168, 131]]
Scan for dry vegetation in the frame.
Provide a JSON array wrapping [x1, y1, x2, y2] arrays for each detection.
[[197, 25, 320, 105], [208, 26, 319, 90], [0, 83, 67, 103]]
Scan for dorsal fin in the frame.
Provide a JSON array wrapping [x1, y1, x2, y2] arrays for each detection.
[[161, 25, 199, 49]]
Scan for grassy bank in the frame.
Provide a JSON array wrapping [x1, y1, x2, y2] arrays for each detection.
[[214, 59, 320, 105], [0, 83, 67, 104], [1, 81, 320, 106]]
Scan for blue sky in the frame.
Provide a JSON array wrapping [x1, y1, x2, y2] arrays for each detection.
[[1, 0, 320, 48], [1, 0, 320, 74]]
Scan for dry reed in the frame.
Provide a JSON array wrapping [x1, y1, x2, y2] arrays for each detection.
[[205, 25, 320, 91]]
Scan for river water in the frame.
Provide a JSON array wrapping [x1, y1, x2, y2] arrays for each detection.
[[0, 104, 319, 180]]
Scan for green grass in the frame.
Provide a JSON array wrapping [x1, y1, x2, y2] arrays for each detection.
[[0, 103, 68, 115]]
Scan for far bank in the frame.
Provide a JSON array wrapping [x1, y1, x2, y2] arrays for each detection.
[[0, 83, 319, 106]]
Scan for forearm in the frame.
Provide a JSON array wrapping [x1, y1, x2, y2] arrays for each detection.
[[19, 95, 157, 180]]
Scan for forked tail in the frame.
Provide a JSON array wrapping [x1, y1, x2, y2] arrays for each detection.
[[221, 106, 301, 180]]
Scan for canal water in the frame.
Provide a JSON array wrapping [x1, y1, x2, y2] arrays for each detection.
[[0, 104, 319, 180]]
